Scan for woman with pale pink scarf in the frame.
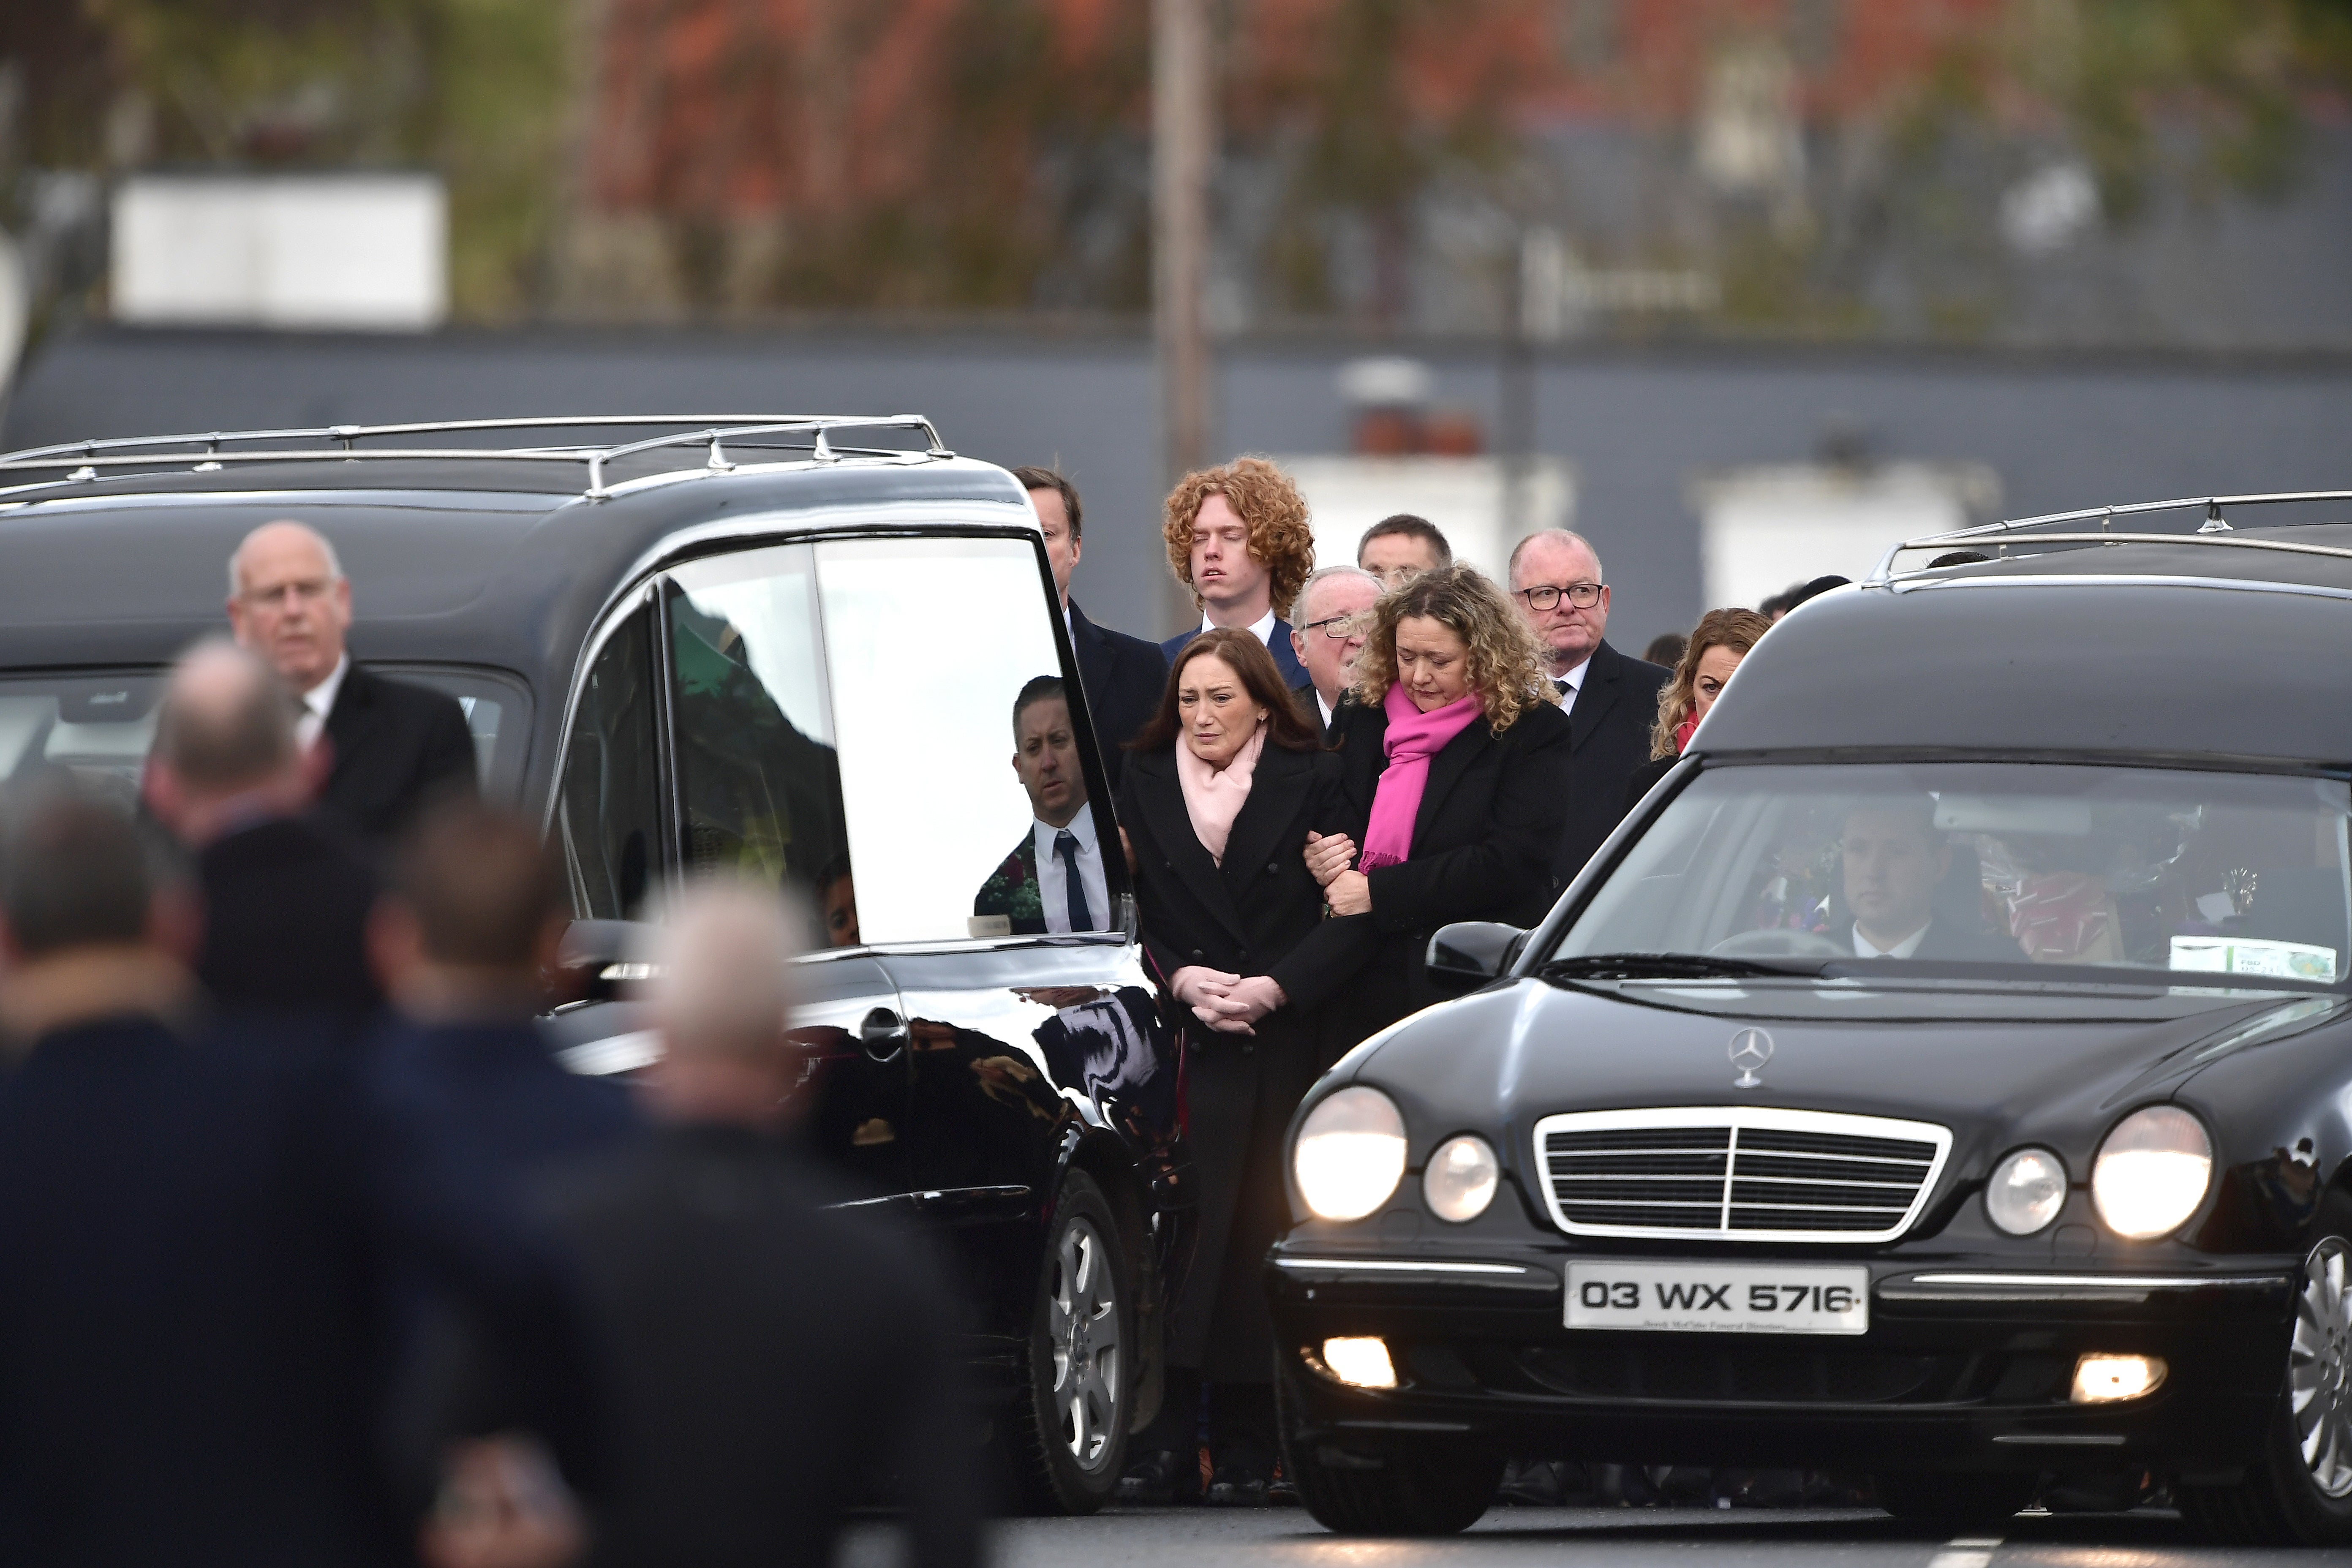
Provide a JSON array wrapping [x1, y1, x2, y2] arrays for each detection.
[[1305, 565, 1571, 1046], [1114, 627, 1356, 1503]]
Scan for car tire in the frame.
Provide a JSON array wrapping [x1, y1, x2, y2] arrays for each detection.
[[1276, 1369, 1501, 1534], [1001, 1170, 1132, 1516], [2178, 1235, 2352, 1546], [1871, 1471, 2036, 1527]]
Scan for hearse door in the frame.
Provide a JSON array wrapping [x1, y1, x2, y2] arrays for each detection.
[[808, 534, 1142, 1277], [656, 546, 916, 1202]]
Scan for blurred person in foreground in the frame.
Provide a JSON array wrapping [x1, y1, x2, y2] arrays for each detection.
[[1622, 609, 1774, 813], [1016, 467, 1165, 785], [1305, 566, 1570, 1043], [435, 879, 976, 1568], [1505, 529, 1669, 885], [1114, 629, 1357, 1505], [228, 520, 477, 841], [1158, 457, 1317, 688], [1356, 513, 1450, 591], [145, 637, 383, 1029], [1286, 565, 1382, 739], [0, 794, 406, 1567]]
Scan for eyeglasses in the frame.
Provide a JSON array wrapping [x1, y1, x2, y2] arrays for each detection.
[[1516, 581, 1603, 611], [239, 577, 338, 610], [1301, 612, 1372, 639]]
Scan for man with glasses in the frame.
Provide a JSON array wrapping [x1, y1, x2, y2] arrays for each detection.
[[1506, 528, 1670, 883], [1287, 565, 1383, 739], [227, 520, 476, 841]]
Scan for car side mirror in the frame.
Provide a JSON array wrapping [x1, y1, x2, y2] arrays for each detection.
[[1427, 921, 1527, 985], [554, 918, 657, 1003]]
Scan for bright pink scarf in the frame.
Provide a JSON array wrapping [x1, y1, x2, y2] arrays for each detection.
[[1360, 685, 1483, 870]]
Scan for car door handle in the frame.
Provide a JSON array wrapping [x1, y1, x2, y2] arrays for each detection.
[[859, 1007, 909, 1060]]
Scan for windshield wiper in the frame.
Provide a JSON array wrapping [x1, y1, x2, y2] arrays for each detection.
[[1539, 952, 1821, 982]]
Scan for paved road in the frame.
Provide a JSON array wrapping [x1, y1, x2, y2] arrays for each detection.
[[842, 1505, 2344, 1566]]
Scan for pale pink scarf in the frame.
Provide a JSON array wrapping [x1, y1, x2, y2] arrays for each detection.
[[1359, 685, 1483, 870], [1175, 721, 1267, 866]]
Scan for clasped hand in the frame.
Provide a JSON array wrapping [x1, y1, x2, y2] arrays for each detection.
[[1170, 966, 1287, 1036], [1304, 831, 1371, 917]]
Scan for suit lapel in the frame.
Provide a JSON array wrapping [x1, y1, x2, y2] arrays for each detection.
[[1568, 640, 1621, 751], [1412, 719, 1495, 847], [1218, 745, 1309, 894], [321, 663, 373, 781], [1131, 752, 1251, 944], [1066, 601, 1109, 691]]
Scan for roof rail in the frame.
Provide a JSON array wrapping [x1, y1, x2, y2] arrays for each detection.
[[1867, 490, 2352, 584], [0, 414, 957, 502]]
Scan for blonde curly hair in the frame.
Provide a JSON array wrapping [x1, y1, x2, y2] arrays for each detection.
[[1160, 457, 1318, 619], [1350, 564, 1551, 730], [1650, 607, 1772, 759]]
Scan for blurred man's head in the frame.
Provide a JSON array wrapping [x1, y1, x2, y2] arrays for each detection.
[[1507, 529, 1611, 673], [226, 521, 352, 694], [1014, 467, 1083, 607], [1010, 676, 1087, 829], [1289, 566, 1382, 710], [370, 803, 568, 1022], [1841, 799, 1951, 950], [0, 792, 194, 1041], [1357, 514, 1450, 591], [643, 878, 803, 1129], [145, 639, 319, 846]]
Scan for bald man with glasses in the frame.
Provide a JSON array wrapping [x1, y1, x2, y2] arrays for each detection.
[[227, 520, 478, 841]]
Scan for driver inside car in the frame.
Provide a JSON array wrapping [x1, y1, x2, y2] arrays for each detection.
[[1841, 797, 2019, 963]]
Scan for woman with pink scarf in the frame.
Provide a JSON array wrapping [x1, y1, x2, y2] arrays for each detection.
[[1114, 628, 1356, 1505], [1306, 565, 1571, 1045]]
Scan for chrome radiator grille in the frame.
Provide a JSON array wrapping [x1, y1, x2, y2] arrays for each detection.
[[1533, 1108, 1952, 1243]]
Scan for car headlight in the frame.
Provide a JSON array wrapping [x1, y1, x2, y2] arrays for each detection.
[[1423, 1135, 1500, 1223], [1293, 1086, 1407, 1221], [2092, 1106, 2213, 1240], [1984, 1147, 2067, 1236]]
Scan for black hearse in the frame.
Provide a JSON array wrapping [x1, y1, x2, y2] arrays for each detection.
[[1270, 495, 2352, 1543], [0, 416, 1185, 1513]]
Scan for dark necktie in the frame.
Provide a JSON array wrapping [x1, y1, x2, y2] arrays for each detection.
[[1553, 678, 1570, 697], [1054, 828, 1093, 932]]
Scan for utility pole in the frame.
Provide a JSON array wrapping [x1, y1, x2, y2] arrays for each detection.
[[1153, 0, 1214, 631]]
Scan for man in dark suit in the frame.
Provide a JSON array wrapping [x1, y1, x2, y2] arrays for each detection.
[[0, 794, 405, 1567], [227, 519, 476, 841], [436, 881, 978, 1568], [1286, 564, 1381, 739], [1014, 468, 1166, 787], [1156, 457, 1315, 689], [972, 677, 1109, 936], [144, 639, 383, 1027], [1507, 529, 1671, 886], [1840, 799, 2021, 963]]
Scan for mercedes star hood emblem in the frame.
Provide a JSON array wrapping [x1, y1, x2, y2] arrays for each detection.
[[1729, 1028, 1774, 1089]]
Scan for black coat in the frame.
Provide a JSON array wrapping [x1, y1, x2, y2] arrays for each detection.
[[1327, 694, 1572, 1036], [1160, 622, 1309, 689], [498, 1127, 977, 1568], [320, 663, 478, 842], [1553, 640, 1671, 884], [1118, 740, 1355, 1377], [1067, 600, 1168, 788], [196, 813, 383, 1030], [0, 1014, 406, 1567]]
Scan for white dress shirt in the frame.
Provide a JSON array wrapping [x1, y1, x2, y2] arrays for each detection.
[[1853, 919, 1932, 959], [1199, 607, 1280, 649], [1033, 809, 1109, 934], [1549, 654, 1591, 716], [1315, 690, 1335, 730], [297, 653, 350, 751]]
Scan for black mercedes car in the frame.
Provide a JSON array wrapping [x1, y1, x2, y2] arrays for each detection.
[[0, 416, 1187, 1513], [1269, 495, 2352, 1543]]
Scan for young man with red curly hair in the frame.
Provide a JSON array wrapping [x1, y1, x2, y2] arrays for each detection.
[[1157, 457, 1319, 689]]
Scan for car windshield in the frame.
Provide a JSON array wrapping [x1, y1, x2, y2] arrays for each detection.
[[0, 664, 528, 806], [1548, 762, 2352, 989]]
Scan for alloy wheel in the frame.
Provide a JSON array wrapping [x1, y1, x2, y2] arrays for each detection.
[[2292, 1236, 2352, 1497], [1048, 1214, 1123, 1473]]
